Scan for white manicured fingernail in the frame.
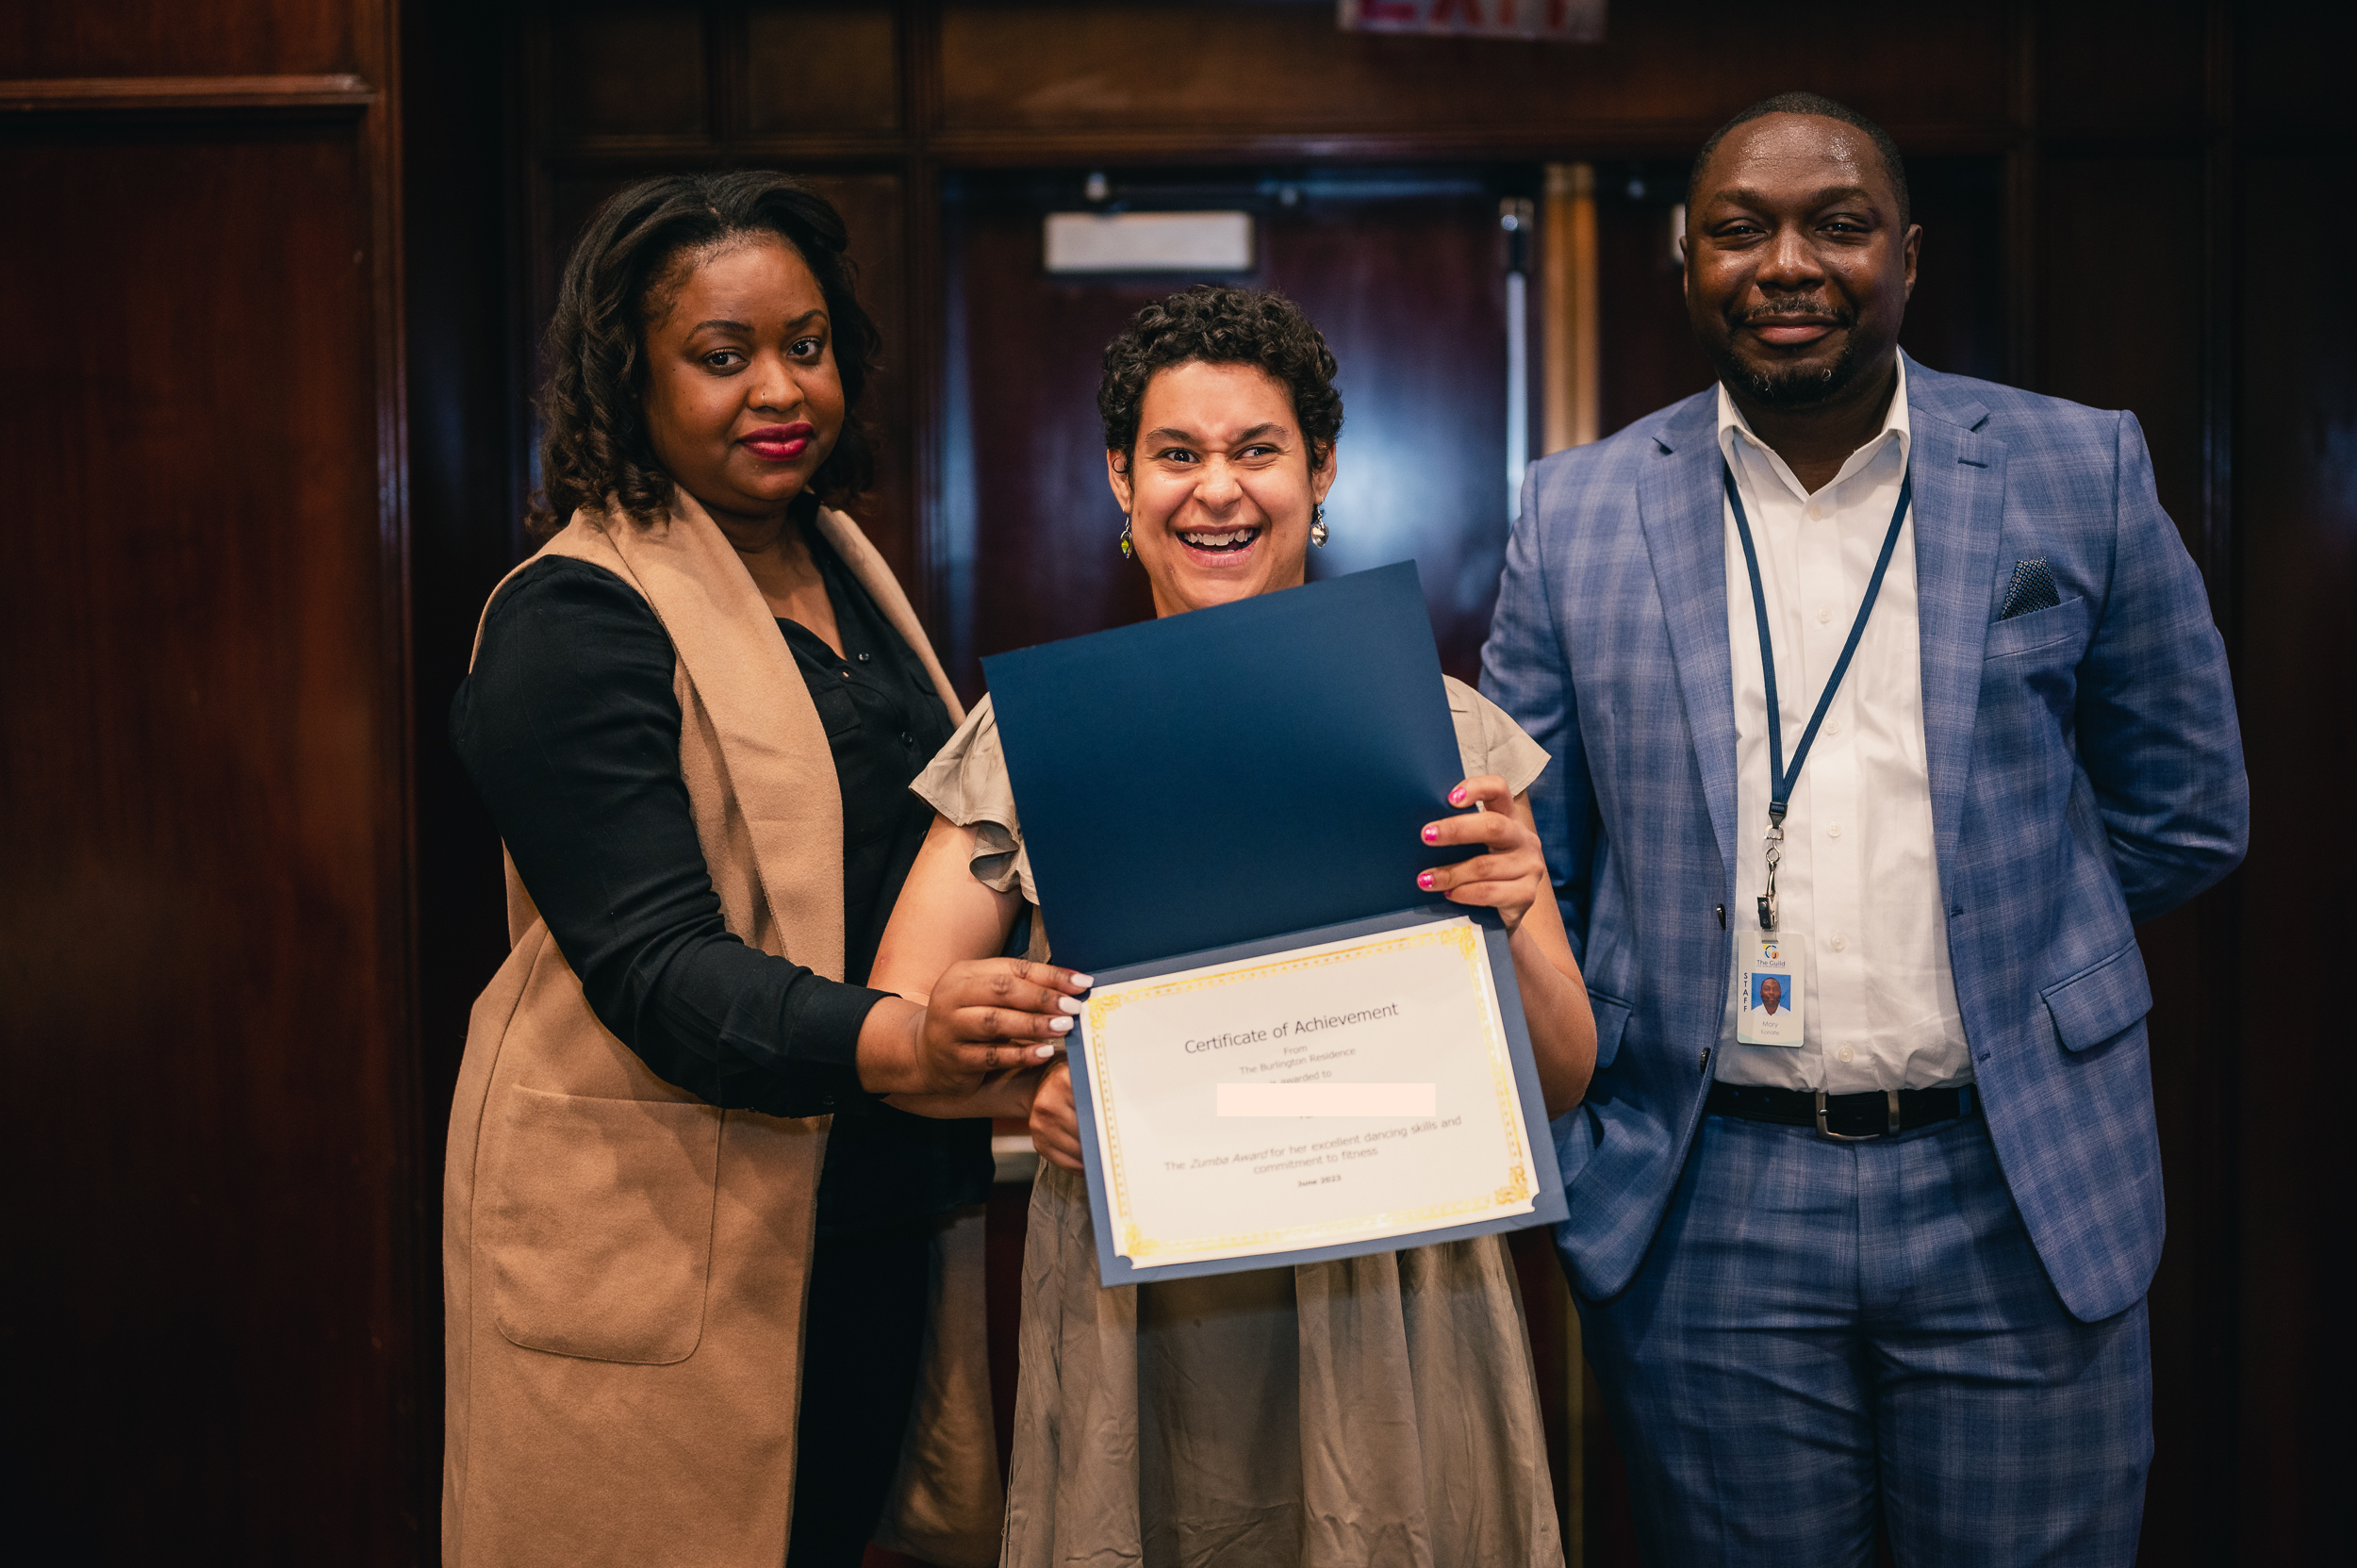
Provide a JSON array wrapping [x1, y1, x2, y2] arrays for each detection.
[[1034, 1044, 1057, 1061], [1049, 1015, 1073, 1033], [1059, 996, 1082, 1015], [1068, 973, 1095, 989]]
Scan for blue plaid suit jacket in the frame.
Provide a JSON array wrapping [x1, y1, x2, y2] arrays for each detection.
[[1480, 355, 2248, 1322]]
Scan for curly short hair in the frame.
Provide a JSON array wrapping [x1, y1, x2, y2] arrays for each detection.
[[528, 172, 882, 537], [1096, 285, 1343, 472]]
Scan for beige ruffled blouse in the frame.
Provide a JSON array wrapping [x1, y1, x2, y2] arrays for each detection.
[[913, 676, 1563, 1568]]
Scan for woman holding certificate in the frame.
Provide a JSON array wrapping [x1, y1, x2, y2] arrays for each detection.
[[442, 173, 1085, 1568], [874, 285, 1598, 1567]]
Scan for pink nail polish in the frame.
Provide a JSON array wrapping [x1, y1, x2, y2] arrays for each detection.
[[1450, 787, 1468, 805], [1422, 825, 1440, 843], [1418, 872, 1437, 890]]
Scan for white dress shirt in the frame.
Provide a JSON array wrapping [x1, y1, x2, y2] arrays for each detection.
[[1713, 358, 1972, 1092]]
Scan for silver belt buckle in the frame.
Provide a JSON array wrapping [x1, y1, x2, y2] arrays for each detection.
[[1815, 1088, 1902, 1142]]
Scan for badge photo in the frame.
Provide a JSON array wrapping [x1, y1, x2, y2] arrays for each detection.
[[1737, 931, 1804, 1047]]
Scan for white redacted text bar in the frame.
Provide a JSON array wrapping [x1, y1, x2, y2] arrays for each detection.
[[1215, 1082, 1437, 1117]]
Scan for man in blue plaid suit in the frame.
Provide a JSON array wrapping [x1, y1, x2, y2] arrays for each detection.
[[1482, 95, 2246, 1564]]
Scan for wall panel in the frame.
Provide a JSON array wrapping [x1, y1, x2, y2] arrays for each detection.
[[935, 0, 2007, 148], [0, 0, 361, 78], [747, 1, 900, 133], [1, 0, 418, 1560], [547, 2, 708, 140], [0, 117, 417, 1564], [2231, 151, 2348, 1568]]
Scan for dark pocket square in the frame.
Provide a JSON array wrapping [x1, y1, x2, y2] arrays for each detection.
[[2000, 557, 2061, 619]]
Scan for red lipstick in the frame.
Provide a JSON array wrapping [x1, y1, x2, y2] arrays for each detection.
[[742, 421, 815, 462]]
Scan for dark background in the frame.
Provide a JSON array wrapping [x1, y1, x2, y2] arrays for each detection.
[[2, 2, 2346, 1562]]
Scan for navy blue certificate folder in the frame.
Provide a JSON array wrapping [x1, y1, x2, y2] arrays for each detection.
[[983, 563, 1568, 1283]]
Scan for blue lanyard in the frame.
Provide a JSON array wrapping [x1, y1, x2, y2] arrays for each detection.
[[1723, 458, 1912, 929]]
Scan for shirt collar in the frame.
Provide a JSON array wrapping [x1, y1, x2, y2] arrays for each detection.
[[1715, 354, 1911, 503]]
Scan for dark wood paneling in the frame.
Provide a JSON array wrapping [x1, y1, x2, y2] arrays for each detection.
[[936, 0, 2008, 146], [403, 0, 527, 1550], [0, 0, 364, 78], [0, 122, 412, 1562], [1592, 167, 1711, 440], [2037, 156, 2207, 532], [2034, 148, 2238, 1568], [2235, 0, 2349, 143], [747, 1, 900, 133], [2230, 151, 2348, 1568], [2037, 0, 2209, 140], [547, 2, 708, 139]]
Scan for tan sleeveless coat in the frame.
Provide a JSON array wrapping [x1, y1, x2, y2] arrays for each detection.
[[442, 497, 1000, 1568]]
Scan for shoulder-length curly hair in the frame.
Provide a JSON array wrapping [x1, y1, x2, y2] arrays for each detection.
[[529, 172, 882, 538], [1096, 285, 1344, 472]]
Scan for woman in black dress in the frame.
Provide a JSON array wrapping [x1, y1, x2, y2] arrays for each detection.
[[446, 172, 1081, 1568]]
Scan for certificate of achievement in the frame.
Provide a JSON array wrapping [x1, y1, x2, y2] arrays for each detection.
[[1073, 912, 1547, 1278], [986, 564, 1567, 1282]]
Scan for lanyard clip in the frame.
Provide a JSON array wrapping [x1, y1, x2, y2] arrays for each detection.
[[1758, 805, 1786, 931]]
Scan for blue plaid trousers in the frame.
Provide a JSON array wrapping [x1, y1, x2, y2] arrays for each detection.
[[1576, 1108, 2151, 1567]]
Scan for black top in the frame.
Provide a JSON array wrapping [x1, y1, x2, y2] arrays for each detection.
[[451, 523, 988, 1234]]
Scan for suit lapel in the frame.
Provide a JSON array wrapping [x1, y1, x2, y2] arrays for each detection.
[[1635, 395, 1739, 875], [1905, 368, 2006, 879]]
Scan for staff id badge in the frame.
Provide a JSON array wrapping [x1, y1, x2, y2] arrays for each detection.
[[1736, 929, 1805, 1047]]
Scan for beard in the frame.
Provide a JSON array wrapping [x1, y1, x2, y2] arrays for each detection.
[[1707, 304, 1864, 406]]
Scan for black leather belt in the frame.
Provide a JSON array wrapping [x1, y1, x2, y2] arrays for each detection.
[[1706, 1081, 1977, 1142]]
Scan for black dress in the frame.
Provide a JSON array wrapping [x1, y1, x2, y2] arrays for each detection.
[[452, 520, 988, 1567]]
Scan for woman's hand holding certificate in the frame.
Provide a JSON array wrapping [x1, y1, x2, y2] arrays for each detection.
[[1030, 766, 1595, 1173], [983, 563, 1593, 1281], [860, 957, 1091, 1098]]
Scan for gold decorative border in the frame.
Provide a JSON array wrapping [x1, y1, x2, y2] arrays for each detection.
[[1081, 918, 1535, 1266]]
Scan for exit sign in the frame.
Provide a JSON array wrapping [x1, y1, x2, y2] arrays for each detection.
[[1338, 0, 1605, 41]]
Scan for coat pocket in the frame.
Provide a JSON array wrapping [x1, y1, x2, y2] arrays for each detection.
[[483, 1085, 723, 1363], [1984, 594, 2090, 661], [1588, 990, 1634, 1071], [2040, 938, 2153, 1053]]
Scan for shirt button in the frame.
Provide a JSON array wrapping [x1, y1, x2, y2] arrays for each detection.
[[1816, 604, 1833, 624], [1824, 719, 1841, 736], [1831, 933, 1847, 950], [1826, 820, 1843, 838], [900, 731, 915, 746], [856, 652, 871, 662], [1838, 1047, 1854, 1063]]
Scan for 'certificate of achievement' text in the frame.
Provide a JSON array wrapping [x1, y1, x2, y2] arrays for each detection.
[[1078, 915, 1538, 1269]]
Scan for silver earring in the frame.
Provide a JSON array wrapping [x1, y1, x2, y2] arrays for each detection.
[[1310, 504, 1329, 548], [1119, 516, 1134, 559]]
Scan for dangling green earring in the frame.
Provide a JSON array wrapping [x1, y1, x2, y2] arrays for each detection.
[[1119, 516, 1134, 559]]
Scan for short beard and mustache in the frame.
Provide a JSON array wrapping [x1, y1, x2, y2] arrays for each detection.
[[1706, 301, 1862, 406]]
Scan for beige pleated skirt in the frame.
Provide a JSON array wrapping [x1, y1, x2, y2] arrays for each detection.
[[999, 1161, 1562, 1568]]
